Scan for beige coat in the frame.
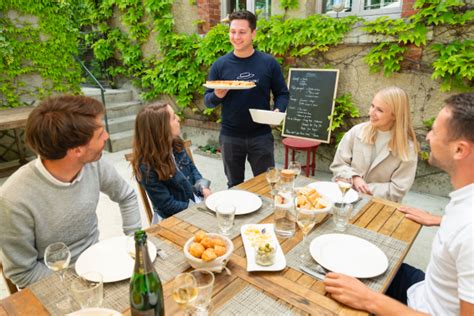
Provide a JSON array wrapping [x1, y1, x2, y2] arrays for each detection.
[[330, 122, 417, 202]]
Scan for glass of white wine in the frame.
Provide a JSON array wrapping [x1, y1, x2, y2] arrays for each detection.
[[288, 161, 302, 184], [173, 273, 198, 315], [266, 167, 280, 197], [44, 242, 72, 310], [296, 206, 317, 261], [335, 172, 353, 204]]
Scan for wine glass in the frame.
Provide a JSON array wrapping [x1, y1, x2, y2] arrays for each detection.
[[44, 242, 72, 310], [288, 161, 301, 184], [266, 167, 280, 197], [335, 171, 353, 204], [172, 273, 198, 315], [296, 206, 317, 261]]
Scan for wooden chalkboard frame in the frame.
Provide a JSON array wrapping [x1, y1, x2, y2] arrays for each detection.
[[282, 68, 339, 143]]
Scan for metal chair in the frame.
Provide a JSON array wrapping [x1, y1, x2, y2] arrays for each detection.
[[125, 139, 194, 225]]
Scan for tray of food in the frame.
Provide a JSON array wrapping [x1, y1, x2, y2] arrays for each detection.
[[241, 224, 286, 272], [203, 80, 256, 90]]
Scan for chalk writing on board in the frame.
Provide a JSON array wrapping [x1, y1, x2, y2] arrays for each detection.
[[282, 69, 339, 143]]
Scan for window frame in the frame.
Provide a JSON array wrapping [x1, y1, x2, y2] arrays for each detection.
[[323, 0, 402, 20]]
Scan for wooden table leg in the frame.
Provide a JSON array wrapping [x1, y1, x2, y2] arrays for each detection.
[[13, 128, 27, 165]]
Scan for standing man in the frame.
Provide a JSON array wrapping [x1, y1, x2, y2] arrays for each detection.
[[324, 93, 474, 315], [204, 10, 289, 188], [0, 95, 141, 288]]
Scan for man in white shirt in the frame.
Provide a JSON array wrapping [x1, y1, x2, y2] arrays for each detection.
[[324, 93, 474, 315]]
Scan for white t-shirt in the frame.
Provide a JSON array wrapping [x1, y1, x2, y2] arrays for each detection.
[[407, 183, 474, 315]]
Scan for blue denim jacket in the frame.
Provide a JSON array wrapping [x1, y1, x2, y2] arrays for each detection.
[[139, 150, 210, 219]]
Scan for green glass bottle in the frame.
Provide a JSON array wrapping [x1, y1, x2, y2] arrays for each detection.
[[130, 230, 164, 316]]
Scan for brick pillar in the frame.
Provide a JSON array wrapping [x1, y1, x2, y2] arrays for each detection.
[[197, 0, 221, 34], [401, 0, 418, 18]]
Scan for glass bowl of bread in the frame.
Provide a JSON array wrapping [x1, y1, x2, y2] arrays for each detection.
[[183, 231, 234, 273], [295, 187, 333, 215]]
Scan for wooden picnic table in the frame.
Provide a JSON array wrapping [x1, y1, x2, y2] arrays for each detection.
[[0, 173, 422, 315], [0, 107, 34, 165]]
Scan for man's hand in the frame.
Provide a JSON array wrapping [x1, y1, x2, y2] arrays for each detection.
[[353, 176, 372, 195], [202, 188, 212, 199], [273, 108, 280, 112], [398, 206, 442, 226], [324, 272, 375, 311], [214, 89, 228, 99]]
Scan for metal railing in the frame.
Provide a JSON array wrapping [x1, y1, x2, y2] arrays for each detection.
[[74, 56, 113, 152]]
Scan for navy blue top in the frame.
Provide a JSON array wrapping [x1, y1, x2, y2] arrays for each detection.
[[204, 50, 289, 137], [139, 149, 210, 219]]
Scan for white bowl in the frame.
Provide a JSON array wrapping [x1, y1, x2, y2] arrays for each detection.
[[249, 109, 286, 125], [183, 233, 234, 273]]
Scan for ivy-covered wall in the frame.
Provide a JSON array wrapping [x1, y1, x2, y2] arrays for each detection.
[[1, 0, 472, 195]]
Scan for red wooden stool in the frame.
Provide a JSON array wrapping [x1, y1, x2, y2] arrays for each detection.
[[282, 138, 321, 177]]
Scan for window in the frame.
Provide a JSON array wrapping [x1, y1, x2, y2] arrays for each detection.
[[322, 0, 402, 19], [222, 0, 272, 20]]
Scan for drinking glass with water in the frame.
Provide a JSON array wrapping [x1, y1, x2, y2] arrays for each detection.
[[215, 203, 236, 236]]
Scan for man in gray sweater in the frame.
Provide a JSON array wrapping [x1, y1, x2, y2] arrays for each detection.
[[0, 95, 141, 288]]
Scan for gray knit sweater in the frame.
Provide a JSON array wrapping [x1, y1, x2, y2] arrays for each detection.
[[0, 159, 141, 288]]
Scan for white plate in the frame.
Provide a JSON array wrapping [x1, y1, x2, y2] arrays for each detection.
[[203, 83, 255, 90], [67, 308, 121, 316], [205, 190, 262, 215], [241, 224, 286, 272], [309, 234, 388, 278], [307, 181, 359, 204], [75, 236, 157, 283], [249, 109, 286, 125]]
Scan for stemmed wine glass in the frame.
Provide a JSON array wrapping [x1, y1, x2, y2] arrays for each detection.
[[44, 242, 72, 310], [288, 161, 302, 184], [335, 171, 353, 204], [172, 273, 198, 315], [296, 206, 317, 261], [266, 167, 280, 198]]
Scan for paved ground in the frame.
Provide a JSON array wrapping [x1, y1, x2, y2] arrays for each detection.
[[0, 148, 449, 298]]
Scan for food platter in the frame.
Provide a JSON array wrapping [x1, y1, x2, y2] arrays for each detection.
[[203, 80, 256, 90], [241, 224, 286, 272]]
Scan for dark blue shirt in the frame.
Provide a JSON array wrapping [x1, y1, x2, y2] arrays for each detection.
[[204, 50, 289, 137]]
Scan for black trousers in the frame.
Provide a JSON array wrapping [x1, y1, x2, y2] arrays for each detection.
[[385, 263, 426, 304], [219, 133, 275, 188]]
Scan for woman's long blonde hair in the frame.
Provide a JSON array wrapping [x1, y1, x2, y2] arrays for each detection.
[[361, 87, 419, 161], [131, 103, 184, 181]]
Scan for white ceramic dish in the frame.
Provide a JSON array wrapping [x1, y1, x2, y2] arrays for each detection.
[[309, 234, 388, 278], [249, 109, 286, 125], [67, 308, 121, 316], [307, 181, 359, 204], [241, 224, 286, 272], [75, 236, 157, 283], [203, 83, 255, 90], [183, 233, 233, 273], [205, 190, 262, 215], [294, 187, 334, 215]]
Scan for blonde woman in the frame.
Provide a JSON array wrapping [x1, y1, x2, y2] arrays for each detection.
[[330, 87, 419, 202]]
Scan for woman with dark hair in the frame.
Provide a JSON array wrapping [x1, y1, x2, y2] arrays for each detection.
[[131, 103, 211, 220]]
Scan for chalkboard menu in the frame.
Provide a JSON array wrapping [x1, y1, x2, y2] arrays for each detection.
[[282, 68, 339, 143]]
